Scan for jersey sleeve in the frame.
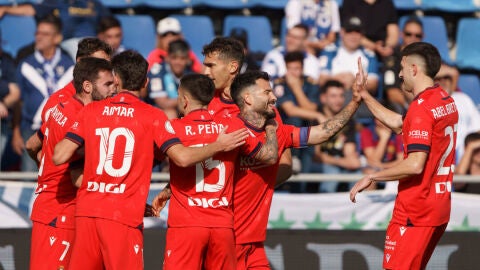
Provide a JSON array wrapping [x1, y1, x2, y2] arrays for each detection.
[[281, 124, 309, 148], [152, 109, 181, 153], [404, 104, 433, 154], [65, 107, 86, 146]]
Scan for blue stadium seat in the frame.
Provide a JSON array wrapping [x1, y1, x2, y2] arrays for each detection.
[[100, 0, 142, 8], [223, 15, 273, 55], [393, 0, 422, 11], [142, 0, 192, 9], [249, 0, 288, 9], [399, 15, 453, 65], [456, 18, 480, 71], [195, 0, 252, 9], [116, 15, 156, 59], [458, 74, 480, 110], [280, 16, 287, 47], [171, 15, 215, 61], [0, 15, 36, 58], [421, 0, 478, 13]]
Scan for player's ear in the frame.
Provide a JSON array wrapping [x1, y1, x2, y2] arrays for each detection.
[[83, 80, 92, 94], [243, 92, 252, 106], [229, 60, 239, 74]]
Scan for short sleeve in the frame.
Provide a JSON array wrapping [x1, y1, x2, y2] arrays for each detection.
[[65, 106, 86, 146], [280, 124, 309, 148], [152, 109, 181, 153], [404, 104, 433, 153]]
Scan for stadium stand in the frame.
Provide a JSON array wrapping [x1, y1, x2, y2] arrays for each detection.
[[116, 14, 156, 58], [0, 14, 35, 58], [392, 0, 422, 11], [142, 0, 192, 9], [100, 0, 142, 8], [249, 0, 289, 9], [171, 14, 215, 61], [456, 18, 480, 71], [223, 15, 273, 55], [458, 74, 480, 111], [421, 0, 479, 13], [196, 0, 253, 9]]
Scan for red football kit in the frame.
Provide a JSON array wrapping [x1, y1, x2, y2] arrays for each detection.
[[30, 96, 84, 270], [164, 109, 263, 270], [234, 119, 309, 269], [41, 82, 76, 124], [384, 85, 458, 270], [65, 92, 180, 270], [207, 90, 240, 120]]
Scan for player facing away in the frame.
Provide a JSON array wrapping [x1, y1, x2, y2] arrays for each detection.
[[52, 50, 248, 270], [28, 57, 116, 270], [229, 69, 364, 270], [350, 42, 459, 270], [155, 73, 278, 270]]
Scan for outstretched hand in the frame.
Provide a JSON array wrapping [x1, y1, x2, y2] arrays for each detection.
[[349, 175, 375, 203], [152, 187, 172, 217], [216, 125, 248, 152], [352, 57, 368, 103]]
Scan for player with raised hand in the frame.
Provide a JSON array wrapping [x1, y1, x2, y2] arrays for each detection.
[[52, 50, 247, 270], [28, 57, 116, 270], [350, 42, 458, 270], [155, 73, 278, 270]]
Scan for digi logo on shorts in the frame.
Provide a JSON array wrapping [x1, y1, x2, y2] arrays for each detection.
[[408, 129, 429, 140], [188, 197, 229, 208], [86, 181, 126, 194]]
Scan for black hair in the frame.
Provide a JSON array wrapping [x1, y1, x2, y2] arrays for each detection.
[[75, 37, 113, 60], [179, 74, 215, 106], [230, 70, 270, 109], [111, 50, 148, 91], [73, 57, 112, 94], [284, 51, 304, 65], [37, 13, 62, 34], [97, 16, 122, 34], [401, 42, 441, 79], [321, 80, 344, 94], [202, 37, 245, 69], [168, 39, 190, 55]]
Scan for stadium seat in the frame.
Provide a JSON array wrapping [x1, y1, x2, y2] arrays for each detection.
[[458, 74, 480, 110], [171, 15, 215, 61], [0, 15, 36, 58], [249, 0, 288, 9], [421, 0, 478, 13], [142, 0, 192, 9], [195, 0, 253, 9], [280, 17, 287, 47], [100, 0, 142, 8], [223, 15, 273, 55], [392, 0, 422, 11], [116, 14, 156, 59], [456, 18, 480, 71], [399, 15, 454, 65]]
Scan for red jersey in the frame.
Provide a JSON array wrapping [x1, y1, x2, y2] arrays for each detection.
[[41, 82, 76, 124], [207, 90, 240, 120], [168, 110, 262, 228], [393, 85, 458, 226], [146, 48, 202, 73], [233, 120, 309, 244], [65, 92, 181, 228], [31, 96, 84, 229]]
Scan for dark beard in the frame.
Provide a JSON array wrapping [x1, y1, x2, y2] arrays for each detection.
[[263, 109, 276, 120]]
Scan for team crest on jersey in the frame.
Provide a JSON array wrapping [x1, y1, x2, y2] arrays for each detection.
[[165, 120, 175, 134], [418, 98, 424, 104]]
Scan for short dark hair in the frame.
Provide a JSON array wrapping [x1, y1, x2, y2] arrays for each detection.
[[179, 74, 215, 106], [230, 70, 270, 109], [97, 16, 122, 34], [403, 16, 423, 31], [291, 24, 309, 36], [111, 50, 148, 91], [322, 80, 344, 94], [73, 57, 112, 94], [37, 13, 62, 34], [75, 37, 113, 60], [168, 39, 190, 55], [401, 42, 441, 79], [465, 132, 480, 147], [202, 37, 245, 69], [284, 51, 304, 65]]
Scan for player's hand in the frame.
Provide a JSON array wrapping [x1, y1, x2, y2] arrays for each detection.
[[352, 57, 368, 102], [0, 102, 8, 118], [11, 128, 25, 155], [216, 125, 248, 152], [349, 175, 375, 203], [152, 187, 172, 217], [144, 203, 156, 217]]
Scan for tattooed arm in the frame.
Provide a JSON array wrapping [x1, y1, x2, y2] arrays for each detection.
[[254, 119, 279, 165]]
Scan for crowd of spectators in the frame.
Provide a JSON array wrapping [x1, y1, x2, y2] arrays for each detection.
[[0, 0, 479, 194]]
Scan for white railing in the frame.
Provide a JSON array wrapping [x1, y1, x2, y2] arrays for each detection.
[[1, 172, 479, 183]]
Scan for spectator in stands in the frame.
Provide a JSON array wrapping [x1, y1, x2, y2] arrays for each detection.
[[229, 27, 260, 73], [285, 0, 341, 55], [312, 80, 361, 193], [359, 117, 403, 190], [341, 0, 399, 61], [318, 16, 379, 95], [147, 39, 194, 119], [455, 132, 480, 194], [97, 16, 125, 56], [0, 0, 110, 57], [0, 29, 20, 164], [435, 63, 480, 162], [147, 17, 202, 74], [382, 16, 423, 114], [12, 14, 74, 173], [273, 51, 323, 176], [261, 24, 319, 81]]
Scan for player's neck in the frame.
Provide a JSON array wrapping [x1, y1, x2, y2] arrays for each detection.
[[118, 89, 139, 97], [75, 93, 92, 106], [240, 110, 266, 129], [413, 77, 435, 97], [220, 87, 232, 101], [185, 105, 207, 115]]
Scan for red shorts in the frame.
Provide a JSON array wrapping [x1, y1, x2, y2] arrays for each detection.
[[68, 217, 143, 270], [235, 242, 269, 270], [30, 221, 75, 270], [383, 222, 447, 270], [163, 227, 235, 270]]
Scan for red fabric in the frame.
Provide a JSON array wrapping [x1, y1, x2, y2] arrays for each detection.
[[41, 82, 76, 123], [235, 242, 270, 270], [147, 48, 203, 73]]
